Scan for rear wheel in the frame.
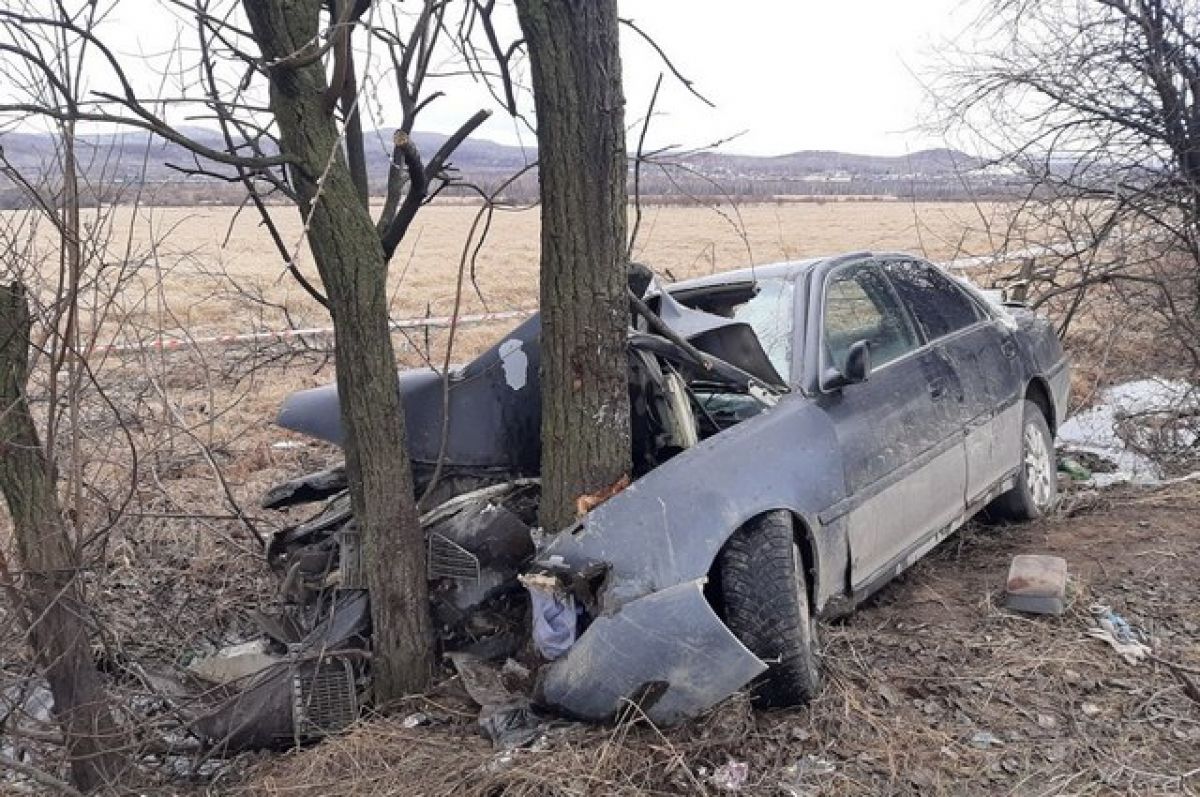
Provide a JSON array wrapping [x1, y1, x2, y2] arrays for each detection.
[[718, 511, 821, 707], [989, 399, 1057, 521]]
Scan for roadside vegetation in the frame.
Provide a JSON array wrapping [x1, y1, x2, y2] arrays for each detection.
[[1, 0, 1198, 794]]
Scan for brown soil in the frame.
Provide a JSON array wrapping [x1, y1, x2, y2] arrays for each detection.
[[221, 482, 1200, 797]]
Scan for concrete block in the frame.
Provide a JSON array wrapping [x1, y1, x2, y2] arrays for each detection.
[[1005, 554, 1068, 615]]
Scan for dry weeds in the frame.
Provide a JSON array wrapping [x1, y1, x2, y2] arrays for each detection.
[[214, 483, 1200, 797], [4, 200, 1013, 339], [4, 200, 1195, 795]]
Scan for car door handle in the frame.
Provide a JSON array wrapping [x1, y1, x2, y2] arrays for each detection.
[[929, 377, 948, 400]]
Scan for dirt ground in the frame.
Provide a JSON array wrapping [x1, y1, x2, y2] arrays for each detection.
[[213, 481, 1200, 797]]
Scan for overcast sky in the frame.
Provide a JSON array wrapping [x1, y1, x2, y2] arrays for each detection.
[[67, 0, 984, 158], [486, 0, 982, 157]]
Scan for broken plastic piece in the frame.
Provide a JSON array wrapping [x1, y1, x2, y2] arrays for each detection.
[[427, 532, 481, 582], [261, 465, 347, 510], [188, 640, 279, 685], [447, 652, 542, 749]]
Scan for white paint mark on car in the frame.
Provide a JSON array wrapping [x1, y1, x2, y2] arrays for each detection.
[[499, 338, 528, 391]]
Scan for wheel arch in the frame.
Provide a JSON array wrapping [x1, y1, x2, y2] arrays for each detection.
[[710, 508, 823, 614], [1025, 377, 1057, 433]]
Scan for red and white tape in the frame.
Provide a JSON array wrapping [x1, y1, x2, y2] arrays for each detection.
[[87, 309, 534, 358], [84, 245, 1052, 359]]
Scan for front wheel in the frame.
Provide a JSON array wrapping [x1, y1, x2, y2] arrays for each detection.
[[718, 511, 822, 707], [989, 399, 1057, 521]]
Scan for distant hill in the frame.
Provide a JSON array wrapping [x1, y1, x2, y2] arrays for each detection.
[[0, 127, 1005, 206]]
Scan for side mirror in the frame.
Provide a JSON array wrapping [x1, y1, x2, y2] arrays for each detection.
[[821, 340, 871, 391]]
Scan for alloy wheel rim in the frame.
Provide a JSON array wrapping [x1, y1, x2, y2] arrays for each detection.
[[1023, 424, 1054, 510]]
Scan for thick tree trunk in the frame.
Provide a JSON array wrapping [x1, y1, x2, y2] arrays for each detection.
[[516, 0, 633, 532], [242, 1, 431, 699], [0, 283, 124, 793]]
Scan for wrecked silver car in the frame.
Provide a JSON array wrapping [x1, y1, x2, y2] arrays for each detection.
[[260, 252, 1070, 735]]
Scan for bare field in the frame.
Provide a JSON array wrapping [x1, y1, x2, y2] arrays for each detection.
[[11, 200, 1011, 341], [0, 199, 1021, 514]]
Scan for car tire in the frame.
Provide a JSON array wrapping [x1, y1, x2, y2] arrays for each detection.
[[989, 399, 1058, 521], [718, 511, 822, 707]]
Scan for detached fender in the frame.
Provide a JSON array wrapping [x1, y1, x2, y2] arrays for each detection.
[[538, 580, 767, 723]]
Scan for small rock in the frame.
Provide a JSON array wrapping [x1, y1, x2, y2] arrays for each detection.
[[909, 768, 936, 788], [402, 712, 430, 729], [782, 754, 836, 781], [788, 726, 812, 742], [970, 730, 1003, 749], [1044, 743, 1069, 763], [1037, 713, 1057, 729], [1080, 701, 1102, 717]]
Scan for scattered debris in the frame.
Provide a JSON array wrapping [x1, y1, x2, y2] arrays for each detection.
[[187, 640, 279, 685], [1057, 456, 1092, 481], [190, 591, 370, 752], [709, 759, 750, 791], [781, 754, 836, 781], [1005, 554, 1068, 615], [1087, 605, 1151, 663], [401, 712, 430, 729], [447, 653, 542, 749], [970, 730, 1003, 749], [261, 465, 347, 510]]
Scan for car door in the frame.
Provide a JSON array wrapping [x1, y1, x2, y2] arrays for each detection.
[[813, 260, 968, 591], [884, 260, 1024, 504]]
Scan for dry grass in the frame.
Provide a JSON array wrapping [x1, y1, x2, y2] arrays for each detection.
[[4, 199, 1012, 338], [218, 482, 1200, 797], [8, 199, 1193, 795]]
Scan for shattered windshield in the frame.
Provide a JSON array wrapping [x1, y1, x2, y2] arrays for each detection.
[[731, 278, 795, 382]]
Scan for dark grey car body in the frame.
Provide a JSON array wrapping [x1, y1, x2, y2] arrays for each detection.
[[277, 252, 1070, 724]]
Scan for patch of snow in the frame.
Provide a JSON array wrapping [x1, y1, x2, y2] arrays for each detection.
[[1058, 377, 1199, 486]]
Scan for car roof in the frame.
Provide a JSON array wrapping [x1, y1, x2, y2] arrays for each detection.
[[667, 251, 895, 292]]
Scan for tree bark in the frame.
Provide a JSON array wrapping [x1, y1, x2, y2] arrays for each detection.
[[242, 1, 431, 699], [515, 0, 633, 532], [0, 283, 125, 793]]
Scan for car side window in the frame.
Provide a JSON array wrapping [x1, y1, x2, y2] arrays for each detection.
[[823, 264, 919, 372], [885, 260, 983, 341]]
